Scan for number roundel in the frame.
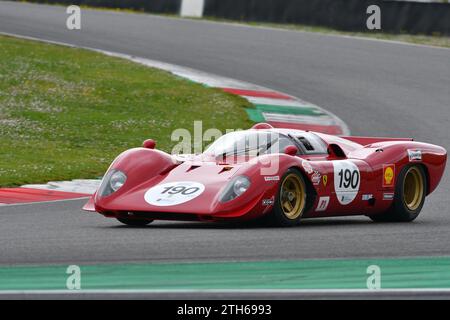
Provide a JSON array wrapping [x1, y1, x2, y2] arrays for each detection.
[[333, 161, 360, 205], [145, 181, 205, 206]]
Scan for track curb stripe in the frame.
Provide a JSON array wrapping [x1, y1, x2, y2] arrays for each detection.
[[267, 122, 343, 135], [0, 188, 90, 204], [221, 88, 294, 100], [254, 104, 324, 116]]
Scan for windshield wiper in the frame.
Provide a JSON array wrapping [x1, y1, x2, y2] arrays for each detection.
[[218, 140, 278, 159], [257, 139, 277, 156], [220, 147, 255, 158]]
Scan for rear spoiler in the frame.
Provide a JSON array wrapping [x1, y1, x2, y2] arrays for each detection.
[[342, 136, 414, 146]]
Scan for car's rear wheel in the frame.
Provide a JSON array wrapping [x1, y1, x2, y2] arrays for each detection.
[[370, 165, 426, 222], [269, 168, 307, 227], [117, 217, 153, 227]]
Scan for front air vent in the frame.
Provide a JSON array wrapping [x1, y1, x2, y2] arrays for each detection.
[[186, 165, 201, 172], [219, 166, 233, 174]]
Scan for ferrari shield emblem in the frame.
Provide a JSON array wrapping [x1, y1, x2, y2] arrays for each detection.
[[322, 175, 328, 187]]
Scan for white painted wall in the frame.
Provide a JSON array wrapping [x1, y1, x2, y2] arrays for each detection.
[[180, 0, 205, 18]]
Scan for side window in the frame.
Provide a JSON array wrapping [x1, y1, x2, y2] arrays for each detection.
[[297, 137, 315, 151], [295, 134, 327, 154], [279, 137, 297, 152], [266, 136, 296, 154]]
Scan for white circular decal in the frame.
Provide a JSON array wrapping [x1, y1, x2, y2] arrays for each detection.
[[144, 181, 205, 207], [333, 160, 360, 205]]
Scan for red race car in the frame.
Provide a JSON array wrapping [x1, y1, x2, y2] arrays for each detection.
[[83, 123, 447, 227]]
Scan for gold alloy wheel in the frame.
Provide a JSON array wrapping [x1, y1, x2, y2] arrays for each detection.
[[403, 166, 424, 211], [280, 173, 306, 220]]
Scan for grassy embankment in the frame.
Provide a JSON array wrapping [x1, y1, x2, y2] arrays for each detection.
[[0, 35, 253, 186]]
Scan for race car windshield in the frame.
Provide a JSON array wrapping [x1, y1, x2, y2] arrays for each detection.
[[205, 131, 295, 158]]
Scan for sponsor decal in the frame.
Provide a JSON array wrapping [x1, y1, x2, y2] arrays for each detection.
[[333, 160, 361, 205], [311, 171, 321, 185], [408, 149, 422, 162], [383, 164, 395, 187], [144, 181, 205, 206], [262, 197, 275, 206], [362, 194, 374, 201], [302, 161, 314, 174], [322, 175, 328, 187], [383, 193, 395, 200], [311, 171, 322, 186], [316, 196, 330, 212], [264, 176, 280, 182], [340, 194, 356, 204]]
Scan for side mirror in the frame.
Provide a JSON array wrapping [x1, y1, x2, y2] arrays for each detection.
[[251, 123, 274, 130], [284, 145, 298, 156], [143, 139, 156, 149], [327, 143, 346, 158]]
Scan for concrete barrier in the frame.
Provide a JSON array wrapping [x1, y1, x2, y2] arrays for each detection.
[[180, 0, 205, 17]]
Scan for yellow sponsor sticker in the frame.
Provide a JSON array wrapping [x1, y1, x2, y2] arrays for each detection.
[[383, 165, 395, 187]]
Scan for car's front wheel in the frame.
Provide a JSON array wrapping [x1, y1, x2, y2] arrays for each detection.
[[269, 168, 307, 227], [117, 217, 153, 227]]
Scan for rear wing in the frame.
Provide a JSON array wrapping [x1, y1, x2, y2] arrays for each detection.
[[342, 136, 414, 146]]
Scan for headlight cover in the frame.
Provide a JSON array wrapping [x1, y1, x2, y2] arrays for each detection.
[[219, 175, 251, 203], [98, 169, 127, 197]]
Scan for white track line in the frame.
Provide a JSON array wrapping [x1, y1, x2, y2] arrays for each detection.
[[21, 179, 101, 194], [245, 97, 315, 108], [263, 113, 336, 125]]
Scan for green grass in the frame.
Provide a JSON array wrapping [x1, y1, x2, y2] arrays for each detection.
[[0, 35, 253, 187]]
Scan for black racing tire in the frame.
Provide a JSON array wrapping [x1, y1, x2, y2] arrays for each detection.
[[370, 165, 427, 222], [268, 168, 308, 227], [117, 217, 153, 227]]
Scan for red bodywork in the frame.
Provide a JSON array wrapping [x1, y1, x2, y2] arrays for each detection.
[[83, 127, 447, 222]]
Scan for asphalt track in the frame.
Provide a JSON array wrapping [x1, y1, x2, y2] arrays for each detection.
[[0, 1, 450, 298]]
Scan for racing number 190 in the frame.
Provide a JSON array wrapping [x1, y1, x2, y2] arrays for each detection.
[[161, 185, 200, 195], [338, 169, 359, 189]]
